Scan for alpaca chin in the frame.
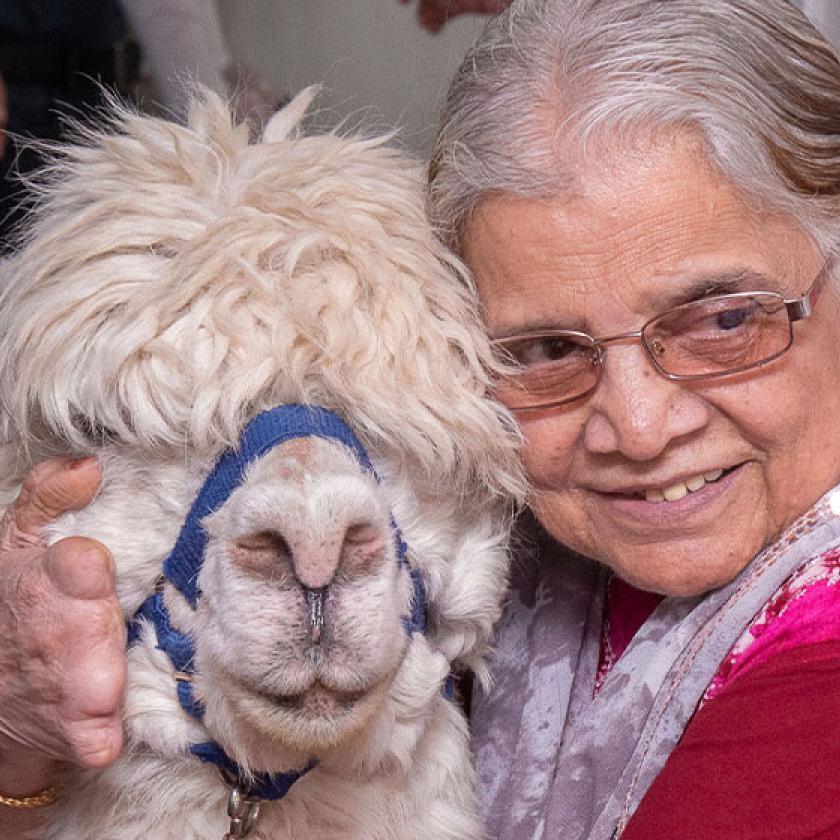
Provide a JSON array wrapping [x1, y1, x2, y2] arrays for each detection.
[[202, 667, 397, 767]]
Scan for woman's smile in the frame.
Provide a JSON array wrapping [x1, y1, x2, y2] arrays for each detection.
[[584, 462, 746, 529]]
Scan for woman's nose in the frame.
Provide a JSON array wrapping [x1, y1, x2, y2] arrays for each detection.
[[582, 344, 711, 460]]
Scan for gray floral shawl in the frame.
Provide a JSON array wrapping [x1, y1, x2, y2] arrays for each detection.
[[471, 489, 840, 840]]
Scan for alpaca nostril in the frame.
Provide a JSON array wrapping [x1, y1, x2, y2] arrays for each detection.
[[236, 530, 292, 557], [345, 523, 381, 546], [341, 522, 388, 575], [232, 529, 293, 578], [303, 586, 328, 645]]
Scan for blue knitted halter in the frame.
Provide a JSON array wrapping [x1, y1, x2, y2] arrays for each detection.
[[127, 404, 429, 801]]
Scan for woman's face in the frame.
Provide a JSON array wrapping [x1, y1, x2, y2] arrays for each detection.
[[463, 136, 840, 596]]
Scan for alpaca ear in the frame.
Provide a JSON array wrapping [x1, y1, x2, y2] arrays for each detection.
[[261, 85, 321, 144]]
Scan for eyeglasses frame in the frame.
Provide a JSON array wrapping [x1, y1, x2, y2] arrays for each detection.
[[494, 257, 834, 412]]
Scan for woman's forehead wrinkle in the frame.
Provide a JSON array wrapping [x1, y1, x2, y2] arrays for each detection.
[[469, 133, 820, 341]]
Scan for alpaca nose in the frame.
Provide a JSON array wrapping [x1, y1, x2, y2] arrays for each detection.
[[291, 523, 388, 590]]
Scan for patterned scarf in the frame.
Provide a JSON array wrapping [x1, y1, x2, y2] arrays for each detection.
[[471, 488, 840, 839]]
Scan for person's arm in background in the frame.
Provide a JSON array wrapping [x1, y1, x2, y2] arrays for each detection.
[[0, 73, 6, 159], [118, 0, 280, 125], [117, 0, 230, 122], [0, 460, 124, 836], [398, 0, 514, 33]]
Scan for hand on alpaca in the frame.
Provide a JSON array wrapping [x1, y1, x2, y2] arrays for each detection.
[[0, 457, 124, 795]]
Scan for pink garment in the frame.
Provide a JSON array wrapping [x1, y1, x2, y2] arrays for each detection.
[[596, 545, 840, 699], [704, 544, 840, 701]]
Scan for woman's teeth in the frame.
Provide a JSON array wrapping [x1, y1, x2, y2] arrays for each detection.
[[643, 470, 724, 503]]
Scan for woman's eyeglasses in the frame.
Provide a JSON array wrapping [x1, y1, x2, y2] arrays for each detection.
[[493, 261, 832, 412]]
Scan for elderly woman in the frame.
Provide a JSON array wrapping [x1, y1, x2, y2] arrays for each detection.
[[2, 1, 840, 839], [426, 0, 840, 837]]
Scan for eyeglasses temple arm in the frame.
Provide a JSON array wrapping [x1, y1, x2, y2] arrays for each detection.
[[785, 294, 813, 322], [784, 256, 835, 322]]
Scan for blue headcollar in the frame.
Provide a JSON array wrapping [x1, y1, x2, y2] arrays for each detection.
[[127, 404, 429, 801]]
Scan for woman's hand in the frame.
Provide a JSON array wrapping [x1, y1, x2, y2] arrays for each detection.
[[399, 0, 514, 32], [0, 458, 124, 798]]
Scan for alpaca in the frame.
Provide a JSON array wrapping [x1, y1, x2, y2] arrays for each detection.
[[0, 90, 524, 839]]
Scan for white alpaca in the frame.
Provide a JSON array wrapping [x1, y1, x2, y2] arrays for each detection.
[[0, 90, 523, 840]]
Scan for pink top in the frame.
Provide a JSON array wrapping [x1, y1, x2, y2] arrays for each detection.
[[600, 545, 840, 839], [597, 545, 840, 697], [704, 544, 840, 701]]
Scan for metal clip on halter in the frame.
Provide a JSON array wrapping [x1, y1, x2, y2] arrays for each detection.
[[221, 770, 262, 839]]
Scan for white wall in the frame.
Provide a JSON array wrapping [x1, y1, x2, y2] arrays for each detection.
[[217, 1, 487, 154], [218, 0, 840, 157], [796, 0, 840, 52]]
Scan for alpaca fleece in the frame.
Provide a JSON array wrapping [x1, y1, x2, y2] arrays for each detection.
[[0, 90, 524, 839]]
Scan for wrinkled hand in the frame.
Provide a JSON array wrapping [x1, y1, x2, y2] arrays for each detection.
[[0, 458, 124, 794], [399, 0, 514, 32]]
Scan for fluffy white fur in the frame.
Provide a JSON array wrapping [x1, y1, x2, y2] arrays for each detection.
[[0, 89, 524, 839]]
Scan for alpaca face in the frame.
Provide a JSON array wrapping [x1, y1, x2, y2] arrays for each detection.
[[0, 92, 524, 832], [188, 436, 412, 756]]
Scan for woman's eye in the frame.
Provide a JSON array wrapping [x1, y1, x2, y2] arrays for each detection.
[[672, 299, 763, 338], [713, 306, 751, 331], [505, 336, 580, 366]]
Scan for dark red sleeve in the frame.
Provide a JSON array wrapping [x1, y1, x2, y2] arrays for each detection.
[[621, 640, 840, 840]]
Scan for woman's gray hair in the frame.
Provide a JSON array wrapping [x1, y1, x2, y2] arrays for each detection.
[[430, 0, 840, 255]]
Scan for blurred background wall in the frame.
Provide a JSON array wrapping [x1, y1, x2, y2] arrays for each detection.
[[218, 1, 486, 155], [217, 0, 840, 155], [798, 0, 840, 50]]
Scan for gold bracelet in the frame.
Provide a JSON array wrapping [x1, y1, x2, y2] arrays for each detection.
[[0, 787, 57, 809]]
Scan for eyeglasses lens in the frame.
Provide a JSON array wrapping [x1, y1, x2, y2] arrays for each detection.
[[496, 333, 600, 409], [643, 292, 793, 378], [496, 292, 794, 410]]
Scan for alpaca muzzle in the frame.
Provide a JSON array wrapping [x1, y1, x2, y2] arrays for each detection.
[[126, 404, 430, 837]]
